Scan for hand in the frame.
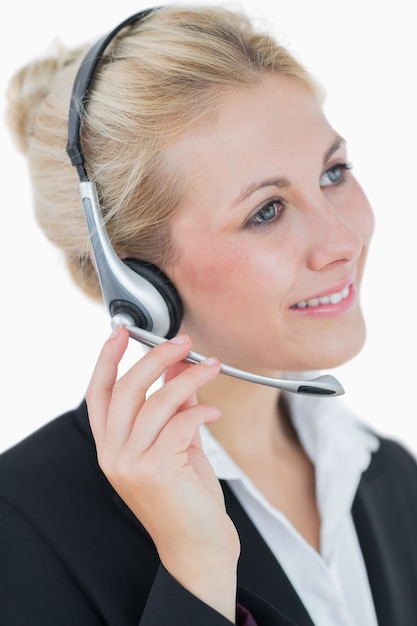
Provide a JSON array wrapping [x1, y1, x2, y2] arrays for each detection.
[[86, 326, 240, 620]]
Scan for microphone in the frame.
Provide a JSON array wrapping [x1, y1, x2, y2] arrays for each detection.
[[111, 314, 345, 397]]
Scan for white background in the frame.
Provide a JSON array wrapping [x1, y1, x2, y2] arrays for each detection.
[[1, 0, 416, 454]]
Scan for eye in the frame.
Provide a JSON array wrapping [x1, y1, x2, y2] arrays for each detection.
[[247, 200, 284, 228], [320, 162, 353, 187]]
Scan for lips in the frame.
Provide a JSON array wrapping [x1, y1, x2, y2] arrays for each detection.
[[291, 285, 350, 309]]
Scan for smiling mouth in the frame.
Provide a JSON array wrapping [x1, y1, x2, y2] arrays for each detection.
[[291, 285, 350, 309]]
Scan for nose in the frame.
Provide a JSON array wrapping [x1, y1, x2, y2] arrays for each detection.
[[304, 196, 364, 272]]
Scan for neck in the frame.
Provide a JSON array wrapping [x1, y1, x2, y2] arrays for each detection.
[[199, 371, 321, 552], [197, 373, 297, 458]]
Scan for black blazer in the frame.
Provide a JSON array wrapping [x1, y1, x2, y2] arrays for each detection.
[[1, 401, 416, 625]]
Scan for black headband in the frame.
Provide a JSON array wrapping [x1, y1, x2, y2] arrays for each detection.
[[66, 7, 160, 181]]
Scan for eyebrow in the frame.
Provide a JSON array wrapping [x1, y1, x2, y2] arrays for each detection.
[[231, 134, 346, 208], [324, 134, 346, 163]]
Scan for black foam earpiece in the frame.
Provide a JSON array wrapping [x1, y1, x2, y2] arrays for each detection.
[[119, 259, 183, 338]]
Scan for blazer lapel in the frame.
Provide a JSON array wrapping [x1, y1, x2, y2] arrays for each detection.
[[222, 482, 315, 626], [112, 480, 313, 625], [352, 438, 417, 626]]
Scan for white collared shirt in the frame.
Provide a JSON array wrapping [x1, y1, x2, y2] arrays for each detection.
[[200, 378, 380, 626]]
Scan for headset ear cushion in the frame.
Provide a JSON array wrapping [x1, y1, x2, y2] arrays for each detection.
[[123, 258, 183, 339]]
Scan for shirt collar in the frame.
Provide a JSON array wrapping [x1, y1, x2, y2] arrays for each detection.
[[200, 373, 379, 562]]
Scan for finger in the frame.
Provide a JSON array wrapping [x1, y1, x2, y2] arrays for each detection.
[[122, 403, 220, 493], [86, 325, 129, 447], [164, 359, 191, 384], [153, 403, 221, 458], [164, 360, 197, 412], [129, 357, 221, 451], [104, 334, 193, 446]]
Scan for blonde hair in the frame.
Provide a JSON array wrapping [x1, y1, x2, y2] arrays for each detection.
[[6, 4, 321, 300]]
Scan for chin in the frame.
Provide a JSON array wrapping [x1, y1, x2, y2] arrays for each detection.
[[286, 318, 368, 372], [315, 327, 367, 370]]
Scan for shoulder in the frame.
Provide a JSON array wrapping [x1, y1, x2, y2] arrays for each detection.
[[0, 401, 103, 501], [356, 433, 417, 521], [365, 434, 417, 482], [0, 403, 161, 624], [0, 401, 117, 547]]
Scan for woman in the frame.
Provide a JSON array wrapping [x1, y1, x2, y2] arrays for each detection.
[[1, 5, 416, 625]]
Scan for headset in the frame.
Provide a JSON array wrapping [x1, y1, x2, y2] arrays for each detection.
[[66, 7, 344, 397]]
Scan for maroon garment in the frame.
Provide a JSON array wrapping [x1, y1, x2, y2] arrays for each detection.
[[237, 603, 258, 626]]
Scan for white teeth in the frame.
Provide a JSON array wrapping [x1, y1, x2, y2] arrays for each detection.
[[330, 292, 342, 304], [292, 285, 350, 309]]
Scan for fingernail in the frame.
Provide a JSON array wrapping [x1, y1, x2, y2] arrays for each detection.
[[205, 405, 222, 423], [109, 325, 122, 339], [201, 356, 219, 367], [170, 333, 189, 345]]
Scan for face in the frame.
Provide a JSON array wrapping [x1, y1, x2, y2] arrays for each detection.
[[164, 75, 374, 374]]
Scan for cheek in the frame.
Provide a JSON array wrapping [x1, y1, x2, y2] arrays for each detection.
[[169, 215, 300, 319], [174, 237, 250, 301], [171, 233, 298, 355]]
